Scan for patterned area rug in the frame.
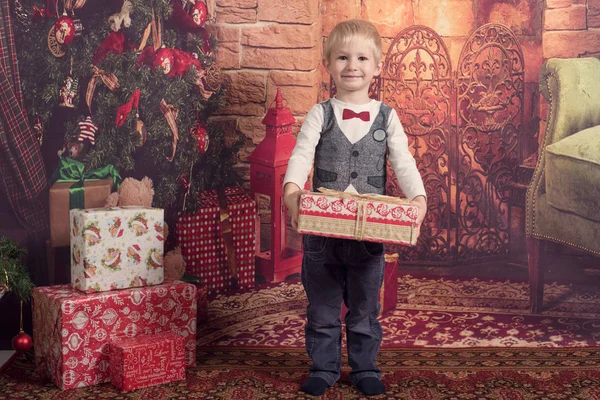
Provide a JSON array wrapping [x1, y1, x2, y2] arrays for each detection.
[[2, 274, 600, 399], [199, 274, 600, 348], [2, 346, 600, 399]]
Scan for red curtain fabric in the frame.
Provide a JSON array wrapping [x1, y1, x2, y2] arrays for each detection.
[[0, 0, 49, 241]]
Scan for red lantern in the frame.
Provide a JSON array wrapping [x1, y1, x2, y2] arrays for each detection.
[[54, 15, 76, 45], [190, 1, 207, 27], [249, 88, 302, 282], [192, 123, 209, 154]]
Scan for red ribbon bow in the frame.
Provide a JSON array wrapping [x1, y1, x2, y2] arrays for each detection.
[[342, 109, 370, 122]]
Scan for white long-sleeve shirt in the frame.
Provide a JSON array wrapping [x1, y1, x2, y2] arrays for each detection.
[[283, 97, 426, 200]]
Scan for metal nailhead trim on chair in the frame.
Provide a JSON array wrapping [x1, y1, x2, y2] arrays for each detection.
[[527, 73, 600, 256], [526, 69, 600, 315]]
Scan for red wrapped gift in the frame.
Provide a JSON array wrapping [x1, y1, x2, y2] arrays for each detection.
[[33, 280, 196, 390], [177, 187, 256, 295], [109, 332, 186, 392], [341, 253, 399, 318]]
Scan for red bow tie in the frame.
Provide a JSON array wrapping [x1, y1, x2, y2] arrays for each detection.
[[342, 109, 370, 122]]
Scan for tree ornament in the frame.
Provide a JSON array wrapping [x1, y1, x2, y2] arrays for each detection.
[[190, 1, 207, 27], [12, 302, 33, 353], [78, 116, 98, 145], [93, 31, 131, 65], [13, 330, 33, 353], [59, 73, 78, 108], [54, 15, 76, 45], [204, 65, 223, 92], [192, 123, 209, 154], [32, 6, 47, 24], [168, 0, 210, 36], [1, 238, 34, 354], [135, 117, 147, 148], [154, 48, 174, 75], [47, 25, 67, 57], [33, 115, 44, 145], [115, 89, 140, 127], [108, 0, 133, 32], [160, 99, 179, 162]]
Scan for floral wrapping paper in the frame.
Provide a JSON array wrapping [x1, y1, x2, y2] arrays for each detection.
[[33, 280, 197, 390], [70, 206, 165, 293], [297, 190, 420, 246], [109, 331, 186, 392], [176, 187, 256, 295]]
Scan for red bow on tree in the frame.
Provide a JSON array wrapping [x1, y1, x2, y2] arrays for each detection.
[[342, 109, 370, 121]]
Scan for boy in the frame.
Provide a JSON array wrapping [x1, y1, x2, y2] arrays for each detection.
[[283, 19, 427, 396]]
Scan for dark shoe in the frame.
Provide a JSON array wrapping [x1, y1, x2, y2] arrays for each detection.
[[300, 377, 330, 396], [356, 377, 386, 396]]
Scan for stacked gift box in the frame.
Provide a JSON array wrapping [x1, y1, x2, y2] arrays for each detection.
[[176, 186, 257, 295], [34, 203, 198, 391]]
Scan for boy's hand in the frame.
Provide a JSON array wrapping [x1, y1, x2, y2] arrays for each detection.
[[410, 195, 427, 227], [284, 183, 306, 230]]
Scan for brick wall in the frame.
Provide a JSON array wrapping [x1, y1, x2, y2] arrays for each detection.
[[205, 0, 321, 184], [544, 0, 600, 58], [208, 0, 599, 181]]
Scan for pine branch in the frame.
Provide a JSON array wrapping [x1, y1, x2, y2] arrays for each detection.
[[0, 237, 34, 302], [13, 0, 240, 212]]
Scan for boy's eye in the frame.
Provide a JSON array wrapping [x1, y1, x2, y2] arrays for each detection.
[[359, 56, 368, 61], [338, 56, 347, 60]]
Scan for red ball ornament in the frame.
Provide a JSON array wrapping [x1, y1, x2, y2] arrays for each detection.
[[12, 331, 33, 353], [192, 123, 209, 154], [54, 15, 76, 45], [154, 48, 174, 75], [190, 1, 207, 27]]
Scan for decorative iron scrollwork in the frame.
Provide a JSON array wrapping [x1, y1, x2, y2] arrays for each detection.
[[327, 24, 524, 265], [380, 25, 454, 264], [455, 24, 524, 262]]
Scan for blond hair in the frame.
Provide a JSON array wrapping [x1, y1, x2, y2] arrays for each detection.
[[324, 19, 382, 64]]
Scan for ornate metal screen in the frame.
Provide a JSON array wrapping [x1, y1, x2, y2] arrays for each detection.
[[454, 24, 524, 263], [329, 24, 524, 265]]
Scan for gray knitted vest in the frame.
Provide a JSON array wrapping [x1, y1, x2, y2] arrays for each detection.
[[313, 100, 392, 195]]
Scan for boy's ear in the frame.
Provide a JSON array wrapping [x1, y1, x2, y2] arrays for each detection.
[[322, 58, 330, 72], [374, 60, 383, 77]]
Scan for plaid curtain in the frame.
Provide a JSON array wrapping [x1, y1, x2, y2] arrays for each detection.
[[0, 0, 49, 242]]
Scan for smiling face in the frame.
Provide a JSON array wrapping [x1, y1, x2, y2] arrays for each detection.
[[325, 35, 382, 104]]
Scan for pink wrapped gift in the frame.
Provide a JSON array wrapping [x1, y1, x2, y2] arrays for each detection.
[[297, 188, 419, 246], [33, 280, 196, 390], [109, 332, 186, 392]]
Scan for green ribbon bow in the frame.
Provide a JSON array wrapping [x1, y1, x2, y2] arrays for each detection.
[[50, 157, 121, 210]]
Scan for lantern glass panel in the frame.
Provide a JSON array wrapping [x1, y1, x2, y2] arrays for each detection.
[[256, 193, 272, 255]]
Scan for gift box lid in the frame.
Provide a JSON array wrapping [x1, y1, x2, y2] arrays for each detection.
[[197, 187, 254, 209], [34, 279, 195, 304], [73, 206, 163, 215], [110, 331, 183, 350]]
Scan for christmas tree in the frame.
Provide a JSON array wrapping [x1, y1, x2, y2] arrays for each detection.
[[12, 0, 242, 213]]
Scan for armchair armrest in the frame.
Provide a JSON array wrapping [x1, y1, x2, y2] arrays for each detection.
[[539, 57, 600, 146], [527, 57, 600, 236]]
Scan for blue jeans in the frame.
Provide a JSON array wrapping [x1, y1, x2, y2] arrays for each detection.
[[301, 234, 385, 386]]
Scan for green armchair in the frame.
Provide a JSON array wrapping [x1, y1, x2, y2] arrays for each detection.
[[526, 57, 600, 313]]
